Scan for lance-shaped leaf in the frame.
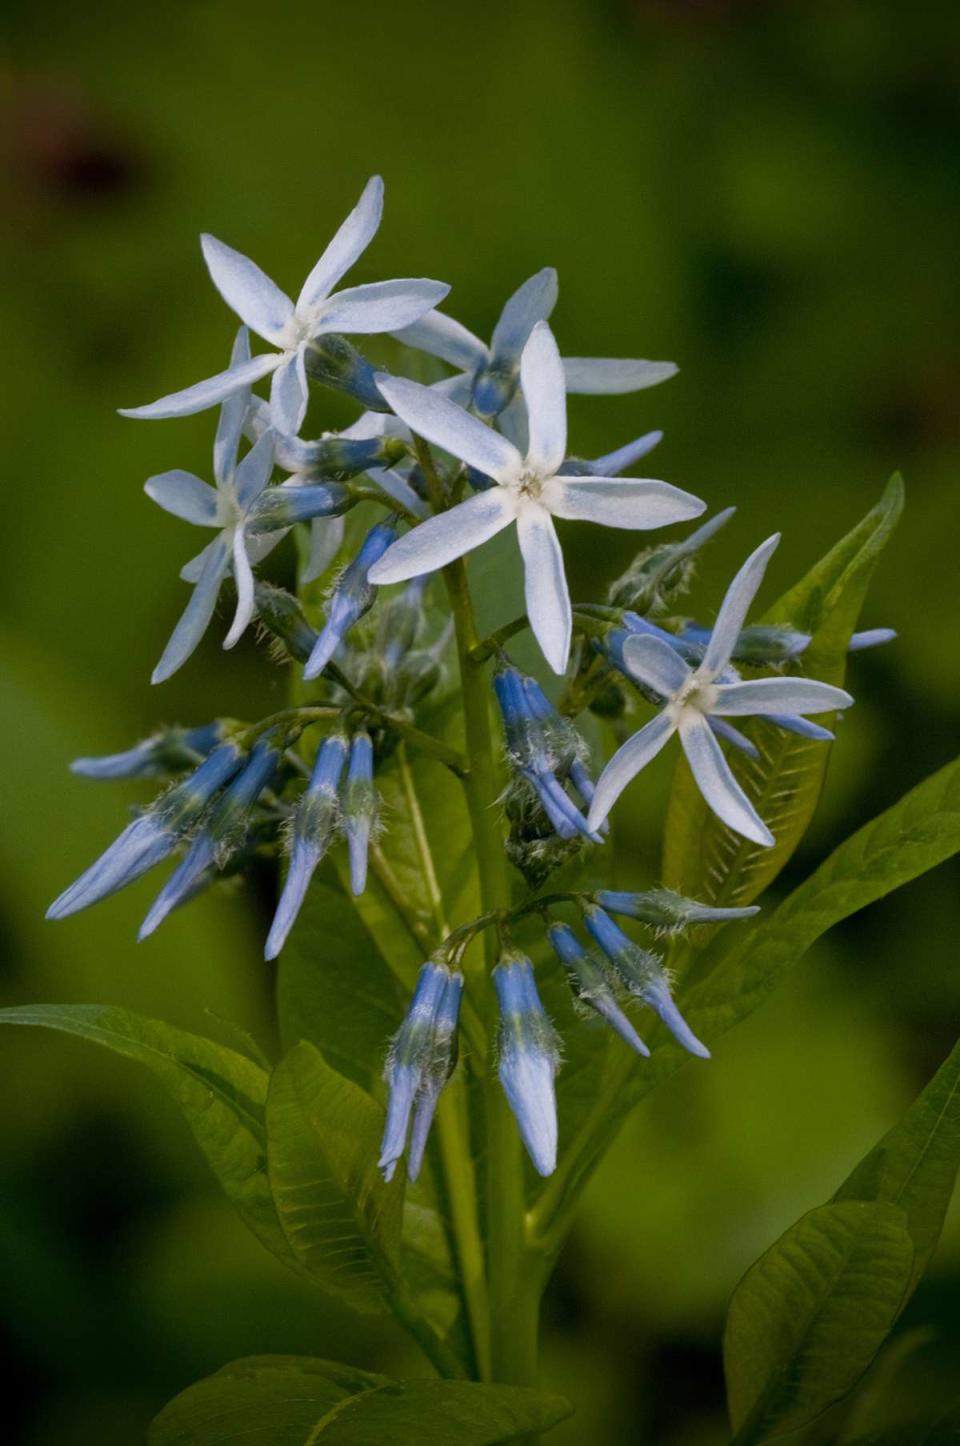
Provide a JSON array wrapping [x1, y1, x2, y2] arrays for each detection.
[[265, 1040, 404, 1313], [662, 474, 903, 918], [834, 1034, 960, 1293], [723, 1200, 914, 1442], [0, 1004, 297, 1268], [149, 1354, 573, 1445]]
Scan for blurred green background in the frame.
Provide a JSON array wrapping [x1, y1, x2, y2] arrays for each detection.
[[2, 0, 959, 1441]]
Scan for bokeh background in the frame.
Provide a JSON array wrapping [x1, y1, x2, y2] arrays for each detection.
[[2, 1, 959, 1442]]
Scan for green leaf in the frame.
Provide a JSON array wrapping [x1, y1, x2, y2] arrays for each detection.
[[149, 1354, 573, 1445], [662, 475, 903, 915], [843, 1399, 960, 1446], [723, 1201, 914, 1443], [0, 1003, 298, 1268], [834, 1035, 960, 1291], [265, 1040, 403, 1313]]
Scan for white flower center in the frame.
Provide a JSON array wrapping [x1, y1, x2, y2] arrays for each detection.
[[513, 469, 545, 502], [673, 674, 718, 715]]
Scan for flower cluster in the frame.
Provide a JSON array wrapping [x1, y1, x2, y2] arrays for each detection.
[[50, 176, 894, 1184]]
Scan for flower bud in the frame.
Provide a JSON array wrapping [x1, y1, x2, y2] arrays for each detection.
[[607, 508, 734, 613], [379, 962, 463, 1182], [264, 733, 348, 960], [70, 720, 227, 780], [47, 741, 245, 920], [494, 955, 560, 1176], [245, 481, 353, 535], [303, 519, 399, 680], [583, 906, 709, 1059], [341, 730, 377, 896], [253, 582, 319, 664], [138, 738, 281, 940], [547, 923, 649, 1057], [595, 887, 759, 930], [304, 334, 388, 410]]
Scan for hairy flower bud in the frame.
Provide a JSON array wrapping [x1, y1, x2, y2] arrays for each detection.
[[548, 923, 649, 1056], [70, 720, 228, 780], [595, 887, 759, 931], [342, 730, 377, 896], [607, 508, 734, 613], [494, 955, 560, 1177], [246, 481, 353, 535], [583, 906, 709, 1058], [253, 582, 319, 664], [303, 519, 399, 680], [265, 733, 348, 960], [379, 962, 463, 1182]]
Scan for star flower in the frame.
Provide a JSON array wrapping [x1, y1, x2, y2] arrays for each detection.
[[369, 321, 705, 673], [120, 176, 450, 435], [393, 267, 677, 421], [144, 329, 284, 682], [587, 535, 854, 845]]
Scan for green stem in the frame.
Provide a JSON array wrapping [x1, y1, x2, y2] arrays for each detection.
[[387, 1284, 469, 1380], [325, 664, 468, 775]]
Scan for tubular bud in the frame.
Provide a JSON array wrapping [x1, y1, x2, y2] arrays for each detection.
[[548, 923, 649, 1056], [494, 955, 560, 1176], [70, 720, 227, 780], [595, 887, 759, 930], [342, 730, 377, 896], [583, 906, 709, 1058], [303, 519, 399, 680], [265, 733, 348, 960], [379, 961, 463, 1182], [253, 582, 319, 663]]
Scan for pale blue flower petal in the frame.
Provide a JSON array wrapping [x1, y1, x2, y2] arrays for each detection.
[[200, 233, 295, 345], [297, 175, 384, 313], [516, 507, 571, 675], [152, 534, 231, 684], [313, 278, 450, 336], [545, 476, 705, 529], [368, 488, 515, 584], [712, 677, 854, 717], [376, 373, 522, 483], [234, 427, 277, 508], [562, 357, 678, 394], [679, 712, 774, 846], [144, 470, 218, 526], [700, 534, 780, 680], [269, 344, 308, 436], [490, 267, 558, 363], [214, 328, 253, 486], [223, 528, 256, 649], [849, 627, 897, 651], [392, 310, 487, 370], [119, 352, 282, 421], [519, 321, 567, 477], [587, 710, 676, 831], [589, 431, 663, 476], [621, 633, 692, 699]]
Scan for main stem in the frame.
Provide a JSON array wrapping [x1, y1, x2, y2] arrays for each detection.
[[444, 554, 540, 1387]]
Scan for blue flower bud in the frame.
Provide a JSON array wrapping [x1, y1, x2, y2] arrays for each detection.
[[548, 923, 649, 1057], [494, 955, 560, 1176], [765, 713, 834, 742], [283, 433, 406, 482], [70, 721, 226, 780], [264, 733, 348, 960], [708, 716, 761, 760], [246, 481, 353, 535], [494, 666, 598, 843], [561, 430, 663, 478], [583, 906, 709, 1059], [139, 738, 281, 940], [379, 962, 462, 1182], [342, 730, 376, 896], [305, 335, 389, 411], [303, 519, 399, 680], [608, 508, 734, 612], [472, 363, 518, 421], [595, 888, 759, 929], [47, 741, 245, 920]]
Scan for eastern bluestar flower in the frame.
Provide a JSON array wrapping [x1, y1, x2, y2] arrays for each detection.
[[582, 905, 709, 1058], [265, 733, 348, 960], [379, 961, 463, 1182], [493, 955, 560, 1176], [119, 176, 449, 435], [588, 536, 854, 845], [393, 266, 677, 422], [46, 740, 246, 920], [143, 330, 289, 682], [369, 322, 705, 673]]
